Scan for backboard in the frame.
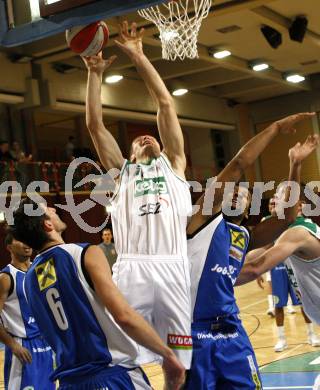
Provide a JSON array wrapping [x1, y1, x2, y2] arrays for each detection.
[[39, 0, 99, 18], [0, 0, 164, 47]]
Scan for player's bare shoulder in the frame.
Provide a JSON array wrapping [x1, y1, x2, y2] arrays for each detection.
[[161, 151, 186, 180], [285, 224, 320, 260], [0, 273, 12, 300]]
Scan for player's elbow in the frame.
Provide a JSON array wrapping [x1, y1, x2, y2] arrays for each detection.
[[158, 96, 175, 110], [113, 308, 133, 328], [233, 154, 248, 172]]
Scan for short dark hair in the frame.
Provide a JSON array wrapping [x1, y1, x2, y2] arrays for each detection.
[[11, 198, 50, 250], [102, 228, 112, 235], [4, 232, 14, 247]]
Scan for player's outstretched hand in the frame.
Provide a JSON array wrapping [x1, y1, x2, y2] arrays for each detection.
[[162, 351, 185, 390], [12, 343, 32, 364], [275, 112, 315, 135], [115, 21, 145, 58], [82, 52, 117, 75], [289, 134, 320, 164]]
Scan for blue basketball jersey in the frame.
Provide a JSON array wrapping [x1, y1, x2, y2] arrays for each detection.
[[186, 214, 262, 390], [24, 243, 138, 383], [187, 213, 250, 321], [0, 264, 39, 339]]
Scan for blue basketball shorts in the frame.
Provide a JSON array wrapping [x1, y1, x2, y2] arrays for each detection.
[[4, 335, 55, 390], [58, 366, 152, 390], [271, 264, 300, 308], [184, 315, 262, 389]]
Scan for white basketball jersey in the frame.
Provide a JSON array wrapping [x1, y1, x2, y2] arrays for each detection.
[[111, 153, 192, 257], [0, 264, 39, 338], [287, 217, 320, 325]]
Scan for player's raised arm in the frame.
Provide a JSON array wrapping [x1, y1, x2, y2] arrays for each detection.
[[115, 21, 186, 177], [0, 273, 32, 364], [84, 245, 185, 390], [83, 54, 125, 170], [249, 134, 320, 250], [236, 227, 308, 285], [187, 112, 316, 235]]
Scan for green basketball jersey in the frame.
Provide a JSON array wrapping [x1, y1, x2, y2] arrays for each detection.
[[289, 216, 320, 237]]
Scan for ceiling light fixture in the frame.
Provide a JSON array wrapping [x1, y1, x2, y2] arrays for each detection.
[[286, 74, 305, 83], [213, 50, 231, 59], [252, 63, 269, 72], [172, 88, 188, 96], [105, 75, 123, 84]]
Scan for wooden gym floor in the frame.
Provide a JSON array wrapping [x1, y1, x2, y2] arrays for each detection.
[[0, 280, 318, 389]]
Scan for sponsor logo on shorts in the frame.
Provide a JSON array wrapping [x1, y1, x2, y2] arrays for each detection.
[[197, 331, 239, 340], [23, 387, 34, 390], [211, 263, 238, 285], [35, 258, 57, 291], [134, 177, 168, 197], [28, 317, 35, 324], [274, 265, 286, 271], [247, 355, 262, 390], [167, 334, 192, 350], [32, 346, 52, 353]]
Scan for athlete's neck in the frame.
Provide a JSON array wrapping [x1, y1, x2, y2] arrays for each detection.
[[135, 150, 161, 165], [222, 213, 243, 225], [41, 239, 64, 252], [135, 156, 155, 165], [11, 257, 31, 272]]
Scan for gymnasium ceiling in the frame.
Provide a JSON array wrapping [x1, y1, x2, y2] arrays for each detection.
[[6, 0, 320, 104]]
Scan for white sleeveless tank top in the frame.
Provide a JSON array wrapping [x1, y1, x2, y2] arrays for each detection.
[[287, 217, 320, 324], [111, 153, 192, 257], [0, 264, 39, 338]]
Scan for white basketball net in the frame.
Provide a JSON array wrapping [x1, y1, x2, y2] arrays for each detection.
[[138, 0, 212, 61]]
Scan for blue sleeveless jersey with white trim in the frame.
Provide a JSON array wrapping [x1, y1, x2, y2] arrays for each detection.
[[0, 264, 39, 339], [24, 243, 138, 383], [188, 213, 250, 321]]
